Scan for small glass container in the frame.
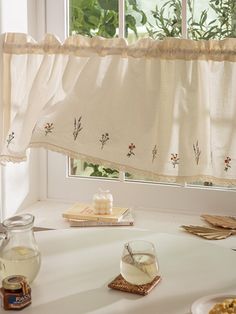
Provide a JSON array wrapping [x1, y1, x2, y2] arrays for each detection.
[[120, 240, 159, 285], [0, 214, 41, 283], [0, 275, 31, 310], [93, 189, 113, 215]]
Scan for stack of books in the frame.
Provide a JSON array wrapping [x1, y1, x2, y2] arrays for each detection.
[[62, 203, 134, 227]]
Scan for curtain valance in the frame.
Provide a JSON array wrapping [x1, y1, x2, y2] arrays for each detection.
[[3, 33, 236, 61], [1, 33, 236, 185]]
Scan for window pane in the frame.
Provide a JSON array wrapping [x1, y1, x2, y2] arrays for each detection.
[[125, 0, 182, 180], [69, 158, 119, 178], [188, 0, 236, 40], [186, 0, 236, 188], [69, 0, 119, 37], [69, 0, 119, 178], [126, 0, 182, 42], [125, 171, 165, 183], [68, 0, 236, 187]]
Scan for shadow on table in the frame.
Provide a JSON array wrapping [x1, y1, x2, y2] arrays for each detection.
[[23, 284, 141, 314], [36, 228, 158, 257], [23, 282, 206, 314]]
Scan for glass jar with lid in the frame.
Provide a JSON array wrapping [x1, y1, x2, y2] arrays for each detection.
[[93, 189, 113, 214], [0, 275, 31, 310]]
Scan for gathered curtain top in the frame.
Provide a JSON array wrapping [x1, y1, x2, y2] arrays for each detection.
[[3, 32, 236, 61]]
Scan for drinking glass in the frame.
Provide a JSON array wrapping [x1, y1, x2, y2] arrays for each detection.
[[120, 240, 159, 285]]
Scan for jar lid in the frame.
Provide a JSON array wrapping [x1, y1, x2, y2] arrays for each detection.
[[2, 275, 27, 290]]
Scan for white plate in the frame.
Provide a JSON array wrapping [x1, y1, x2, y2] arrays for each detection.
[[191, 293, 236, 314]]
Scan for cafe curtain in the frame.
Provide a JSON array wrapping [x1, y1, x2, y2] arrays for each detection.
[[1, 33, 236, 185]]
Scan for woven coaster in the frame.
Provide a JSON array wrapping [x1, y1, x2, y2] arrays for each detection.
[[108, 274, 161, 296]]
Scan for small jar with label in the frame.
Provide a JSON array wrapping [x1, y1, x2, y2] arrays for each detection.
[[93, 189, 113, 215], [0, 275, 31, 310]]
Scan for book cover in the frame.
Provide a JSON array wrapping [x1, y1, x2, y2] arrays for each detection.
[[62, 203, 129, 222], [68, 211, 134, 227]]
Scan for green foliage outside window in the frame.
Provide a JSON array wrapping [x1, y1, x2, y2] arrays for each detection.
[[69, 0, 147, 38], [147, 0, 236, 40], [70, 0, 236, 41]]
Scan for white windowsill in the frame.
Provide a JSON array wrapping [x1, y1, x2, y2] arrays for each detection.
[[18, 200, 236, 250]]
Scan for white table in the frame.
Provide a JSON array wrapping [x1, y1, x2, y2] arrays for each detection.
[[11, 228, 236, 314]]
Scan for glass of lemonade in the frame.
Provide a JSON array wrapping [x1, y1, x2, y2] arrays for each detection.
[[120, 240, 159, 285]]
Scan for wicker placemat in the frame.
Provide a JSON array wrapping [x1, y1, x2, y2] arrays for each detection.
[[108, 274, 161, 296]]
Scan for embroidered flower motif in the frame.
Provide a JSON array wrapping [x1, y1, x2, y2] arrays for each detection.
[[193, 140, 201, 165], [224, 156, 231, 172], [44, 123, 54, 136], [171, 153, 179, 168], [73, 117, 83, 140], [100, 133, 109, 149], [127, 143, 136, 157], [152, 145, 157, 163], [6, 131, 15, 147]]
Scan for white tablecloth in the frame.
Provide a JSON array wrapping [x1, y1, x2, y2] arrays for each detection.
[[15, 228, 236, 314]]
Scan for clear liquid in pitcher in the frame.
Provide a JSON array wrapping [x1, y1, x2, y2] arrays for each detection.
[[0, 246, 41, 283]]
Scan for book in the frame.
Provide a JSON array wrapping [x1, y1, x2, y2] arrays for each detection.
[[68, 210, 134, 227], [62, 203, 129, 223]]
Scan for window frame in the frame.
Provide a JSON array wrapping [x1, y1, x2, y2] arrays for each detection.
[[0, 0, 45, 221], [42, 0, 236, 213]]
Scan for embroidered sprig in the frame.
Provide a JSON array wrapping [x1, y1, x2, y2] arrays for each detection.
[[100, 133, 109, 149], [73, 116, 83, 140], [171, 153, 179, 168], [44, 123, 54, 136], [193, 140, 201, 165], [6, 132, 15, 147], [127, 143, 136, 157], [152, 145, 157, 163], [224, 156, 231, 172]]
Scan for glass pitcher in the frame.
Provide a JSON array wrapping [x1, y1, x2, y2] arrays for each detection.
[[0, 213, 41, 283]]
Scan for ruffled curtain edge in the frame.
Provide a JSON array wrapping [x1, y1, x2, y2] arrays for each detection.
[[2, 32, 236, 61]]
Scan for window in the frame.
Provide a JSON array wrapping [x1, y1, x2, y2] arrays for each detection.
[[68, 0, 236, 185], [44, 0, 236, 212], [68, 0, 181, 182]]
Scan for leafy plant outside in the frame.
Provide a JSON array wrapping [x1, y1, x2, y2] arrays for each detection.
[[69, 0, 147, 38]]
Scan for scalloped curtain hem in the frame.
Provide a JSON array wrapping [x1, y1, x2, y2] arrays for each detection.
[[6, 143, 231, 187]]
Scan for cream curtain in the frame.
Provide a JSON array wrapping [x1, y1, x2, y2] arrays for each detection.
[[1, 33, 236, 185]]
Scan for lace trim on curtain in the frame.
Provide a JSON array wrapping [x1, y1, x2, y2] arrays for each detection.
[[2, 143, 236, 187], [3, 33, 236, 61]]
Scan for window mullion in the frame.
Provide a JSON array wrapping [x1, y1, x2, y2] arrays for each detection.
[[119, 171, 125, 182], [118, 0, 125, 39], [181, 0, 187, 39]]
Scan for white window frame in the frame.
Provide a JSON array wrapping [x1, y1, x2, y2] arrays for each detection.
[[0, 0, 45, 221], [41, 0, 236, 214]]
